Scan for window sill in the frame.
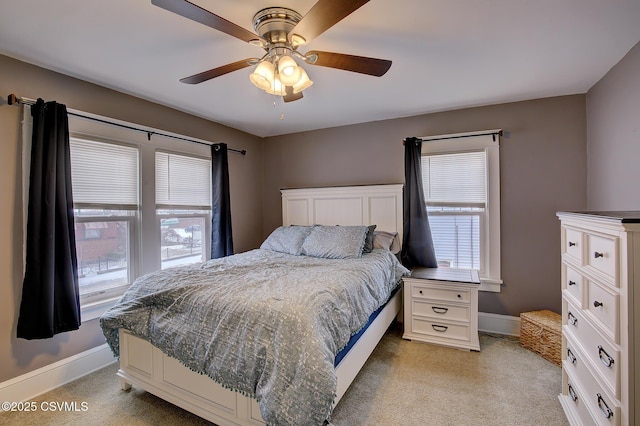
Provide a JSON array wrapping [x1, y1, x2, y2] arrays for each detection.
[[81, 296, 121, 321], [479, 278, 502, 293]]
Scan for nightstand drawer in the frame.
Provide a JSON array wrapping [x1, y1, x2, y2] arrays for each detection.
[[411, 317, 470, 341], [410, 284, 470, 303], [412, 300, 470, 322]]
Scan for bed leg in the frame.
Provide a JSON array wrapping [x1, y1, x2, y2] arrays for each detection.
[[120, 378, 132, 391]]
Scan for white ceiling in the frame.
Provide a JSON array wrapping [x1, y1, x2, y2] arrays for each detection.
[[1, 1, 640, 137]]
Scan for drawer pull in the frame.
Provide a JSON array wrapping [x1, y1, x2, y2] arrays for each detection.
[[568, 384, 578, 402], [457, 294, 462, 299], [568, 312, 578, 326], [594, 251, 604, 258], [431, 324, 448, 333], [568, 241, 576, 247], [419, 290, 423, 294], [567, 348, 577, 364], [597, 393, 614, 419], [593, 300, 603, 308], [432, 306, 449, 314], [568, 280, 576, 286], [598, 345, 615, 368]]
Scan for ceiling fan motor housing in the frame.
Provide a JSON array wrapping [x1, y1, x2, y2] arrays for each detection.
[[252, 7, 302, 46]]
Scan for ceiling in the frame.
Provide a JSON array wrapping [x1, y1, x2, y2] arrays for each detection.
[[1, 1, 640, 137]]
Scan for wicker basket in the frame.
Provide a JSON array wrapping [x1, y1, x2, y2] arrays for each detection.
[[520, 310, 561, 366]]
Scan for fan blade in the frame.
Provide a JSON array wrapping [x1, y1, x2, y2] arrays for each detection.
[[180, 59, 258, 84], [284, 86, 304, 103], [304, 50, 391, 77], [152, 0, 264, 44], [288, 0, 370, 45]]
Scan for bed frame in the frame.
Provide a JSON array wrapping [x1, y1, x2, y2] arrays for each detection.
[[117, 184, 404, 425]]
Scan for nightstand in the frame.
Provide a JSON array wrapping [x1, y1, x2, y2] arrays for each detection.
[[402, 268, 481, 351]]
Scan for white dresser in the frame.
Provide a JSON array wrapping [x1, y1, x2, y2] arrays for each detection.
[[557, 211, 640, 426], [402, 268, 480, 351]]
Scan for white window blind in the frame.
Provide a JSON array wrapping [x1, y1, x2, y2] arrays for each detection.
[[155, 151, 211, 209], [421, 151, 486, 206], [69, 138, 139, 208]]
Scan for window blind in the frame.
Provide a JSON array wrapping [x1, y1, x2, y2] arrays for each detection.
[[156, 151, 211, 209], [70, 138, 139, 208], [421, 151, 486, 205]]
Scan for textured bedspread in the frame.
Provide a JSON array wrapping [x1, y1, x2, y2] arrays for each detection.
[[100, 248, 409, 425]]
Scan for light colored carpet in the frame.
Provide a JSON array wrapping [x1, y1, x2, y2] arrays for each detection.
[[0, 325, 568, 426]]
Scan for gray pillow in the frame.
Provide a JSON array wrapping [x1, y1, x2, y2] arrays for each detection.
[[260, 226, 313, 255], [362, 224, 377, 253], [301, 225, 368, 259], [373, 231, 401, 254]]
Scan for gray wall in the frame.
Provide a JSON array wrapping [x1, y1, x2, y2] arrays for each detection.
[[263, 96, 588, 317], [586, 41, 640, 210], [0, 54, 264, 382]]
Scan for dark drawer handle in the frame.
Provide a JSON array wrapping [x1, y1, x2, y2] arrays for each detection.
[[419, 290, 423, 294], [568, 280, 576, 286], [598, 345, 615, 368], [597, 393, 613, 419], [567, 348, 577, 364], [594, 251, 604, 258], [432, 306, 449, 314], [432, 324, 448, 333], [568, 241, 576, 247], [568, 384, 578, 402], [593, 300, 603, 308], [568, 312, 578, 326]]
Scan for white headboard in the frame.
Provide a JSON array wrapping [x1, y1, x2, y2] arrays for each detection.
[[281, 184, 404, 244]]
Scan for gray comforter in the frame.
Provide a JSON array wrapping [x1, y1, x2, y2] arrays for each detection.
[[100, 248, 409, 425]]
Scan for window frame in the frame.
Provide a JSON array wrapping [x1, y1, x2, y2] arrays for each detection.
[[420, 130, 502, 292]]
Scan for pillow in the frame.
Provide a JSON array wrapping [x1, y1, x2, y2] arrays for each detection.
[[260, 225, 313, 255], [373, 231, 401, 254], [301, 225, 368, 259], [362, 225, 377, 253]]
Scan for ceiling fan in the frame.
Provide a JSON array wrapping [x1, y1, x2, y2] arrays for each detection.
[[151, 0, 392, 102]]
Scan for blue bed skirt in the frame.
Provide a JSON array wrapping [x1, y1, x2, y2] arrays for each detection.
[[334, 284, 400, 367]]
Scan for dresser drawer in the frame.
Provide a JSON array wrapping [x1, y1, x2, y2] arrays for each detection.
[[564, 322, 619, 399], [564, 263, 585, 307], [585, 233, 618, 284], [410, 284, 470, 303], [411, 317, 470, 341], [586, 280, 619, 343], [563, 227, 583, 264], [412, 300, 470, 322], [563, 368, 611, 426], [564, 356, 620, 426]]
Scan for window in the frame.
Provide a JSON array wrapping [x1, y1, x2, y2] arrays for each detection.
[[420, 130, 502, 292], [156, 151, 211, 269], [69, 138, 139, 306]]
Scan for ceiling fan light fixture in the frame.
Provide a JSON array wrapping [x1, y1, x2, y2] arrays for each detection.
[[277, 55, 302, 86], [249, 60, 275, 91], [264, 74, 287, 96], [292, 68, 313, 93]]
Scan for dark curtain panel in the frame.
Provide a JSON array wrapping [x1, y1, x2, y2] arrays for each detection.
[[401, 137, 438, 269], [17, 99, 81, 339], [211, 143, 234, 258]]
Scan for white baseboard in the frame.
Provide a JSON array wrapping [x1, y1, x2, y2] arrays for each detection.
[[0, 343, 116, 403], [478, 312, 521, 336]]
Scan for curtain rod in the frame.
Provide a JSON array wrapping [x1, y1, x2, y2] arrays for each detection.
[[7, 93, 247, 155], [403, 130, 503, 145]]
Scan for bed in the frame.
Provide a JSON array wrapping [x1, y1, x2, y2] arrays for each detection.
[[100, 184, 406, 425]]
